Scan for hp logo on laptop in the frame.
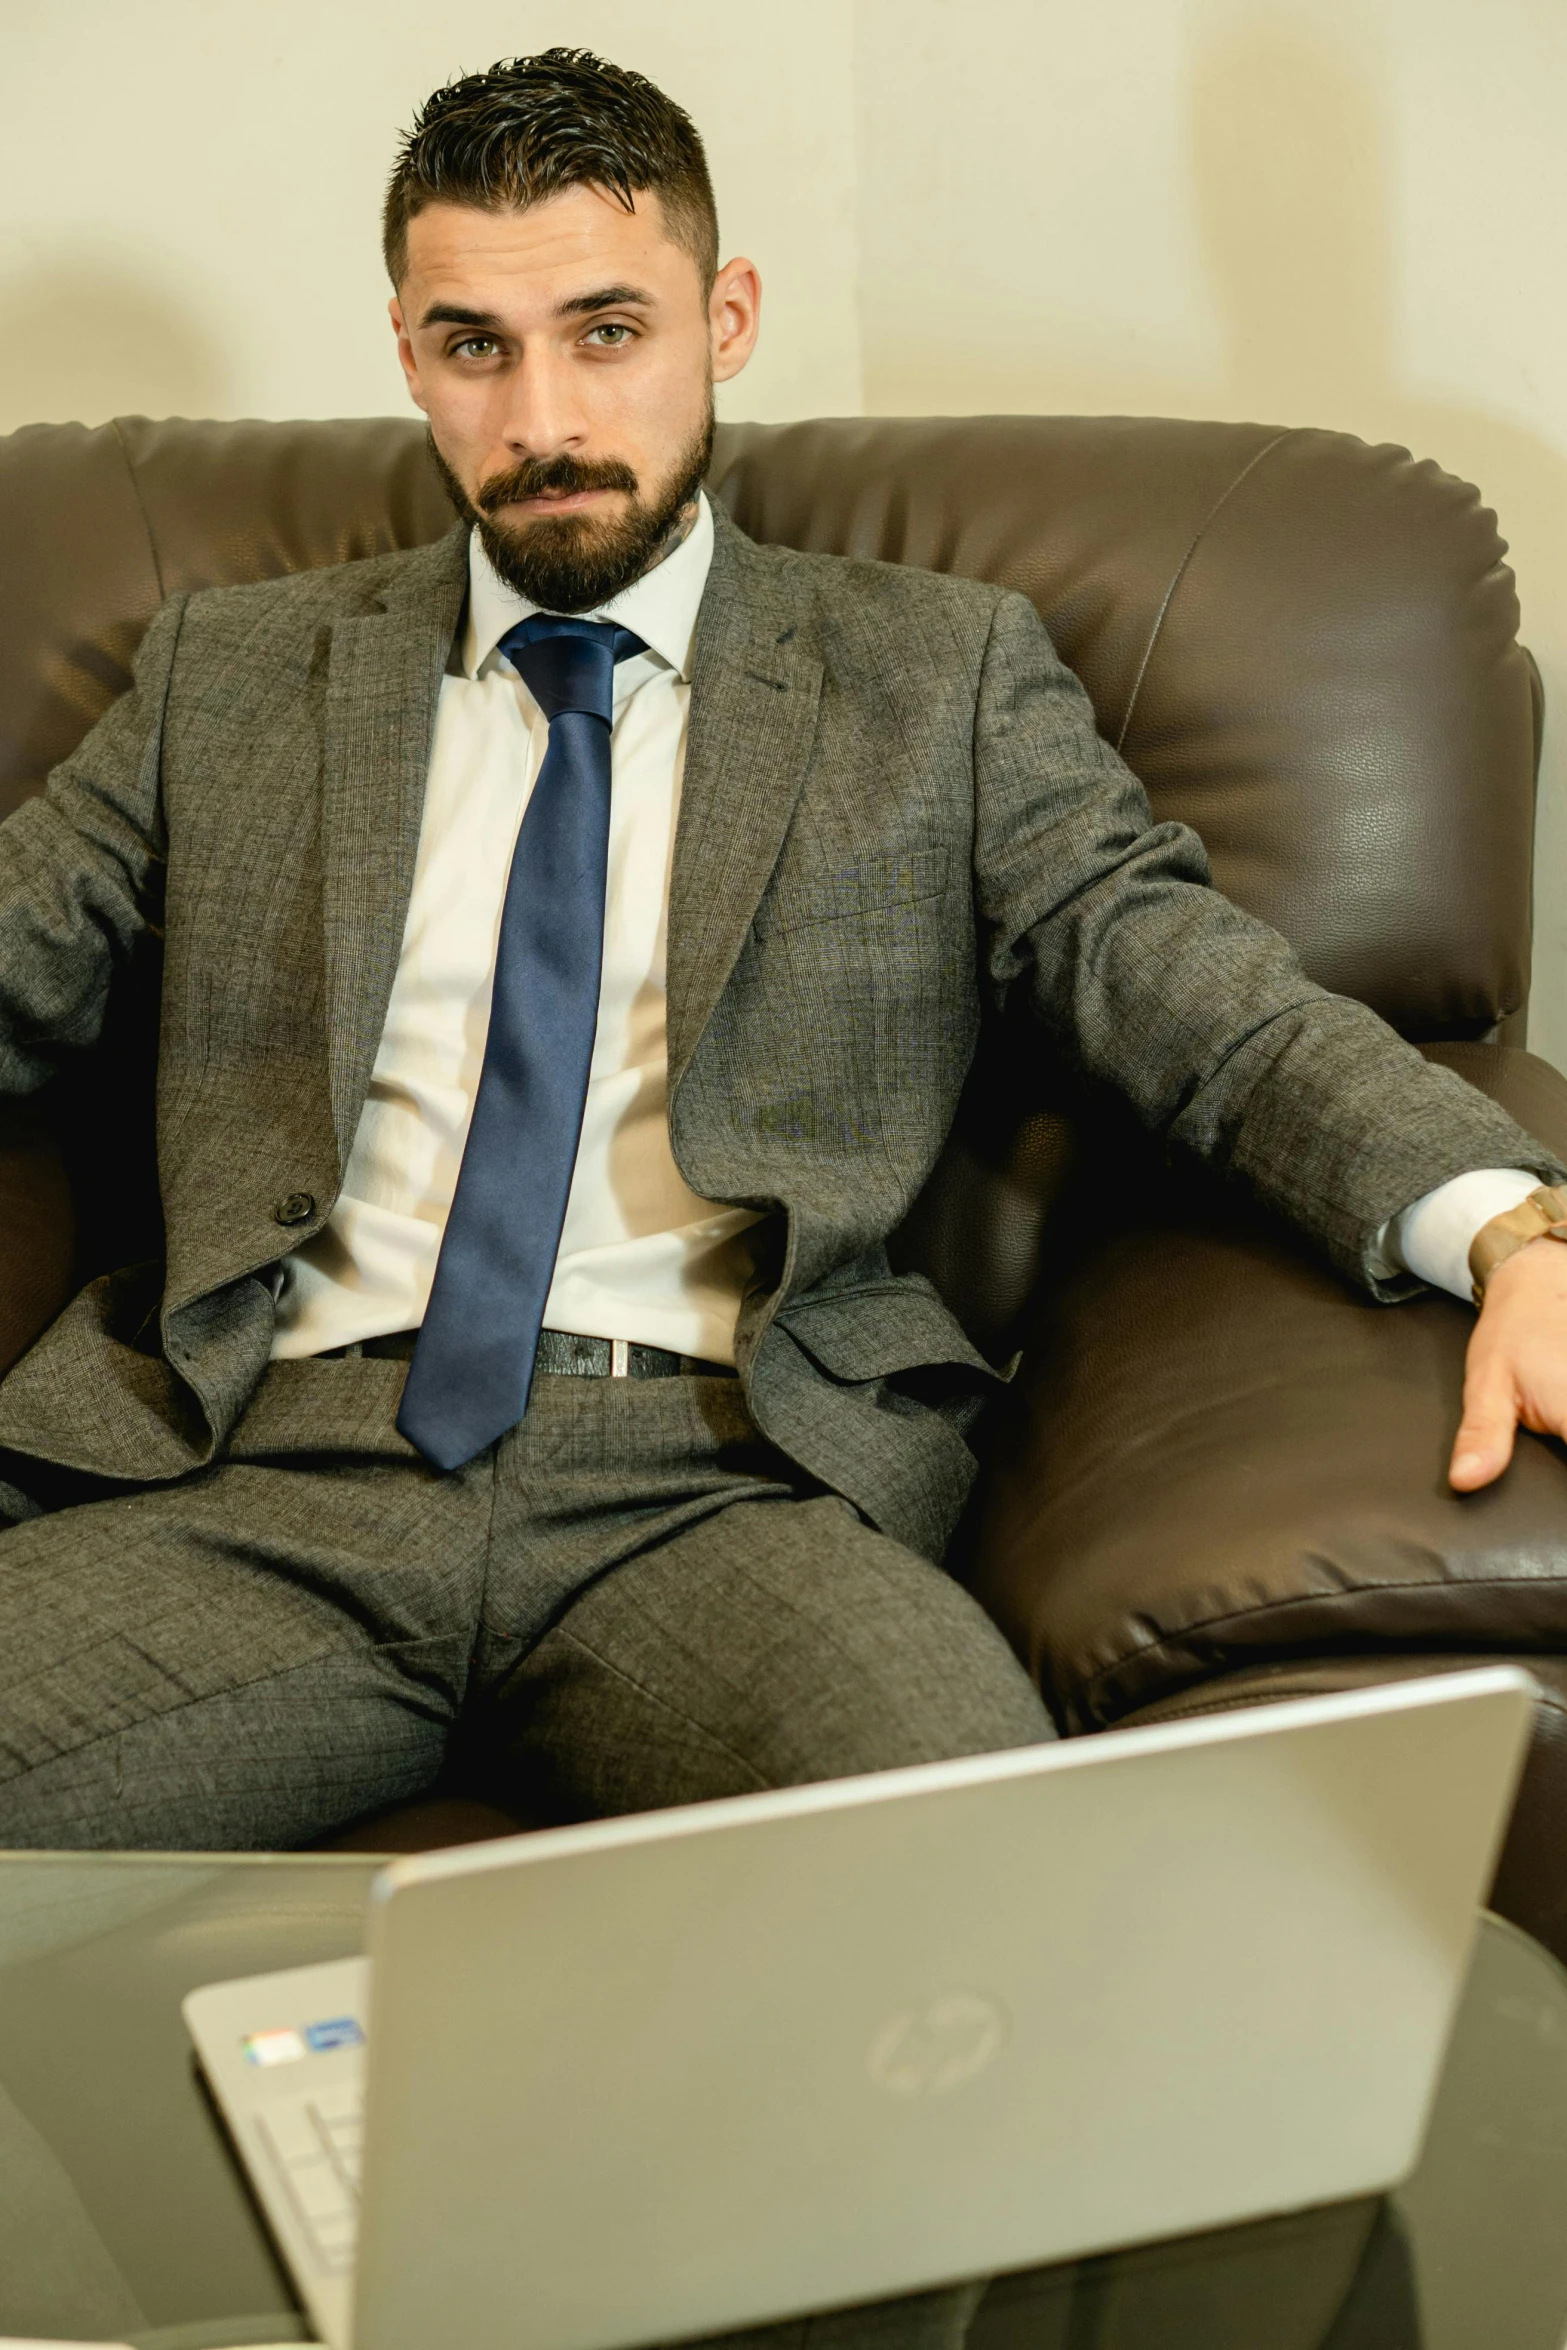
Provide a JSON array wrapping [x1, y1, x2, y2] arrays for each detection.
[[866, 1992, 1010, 2096]]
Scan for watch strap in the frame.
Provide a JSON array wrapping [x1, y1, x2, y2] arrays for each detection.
[[1469, 1183, 1567, 1306]]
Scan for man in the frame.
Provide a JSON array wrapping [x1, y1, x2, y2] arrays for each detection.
[[0, 45, 1563, 1862]]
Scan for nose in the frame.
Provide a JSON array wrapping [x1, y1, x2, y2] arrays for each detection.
[[498, 339, 588, 464]]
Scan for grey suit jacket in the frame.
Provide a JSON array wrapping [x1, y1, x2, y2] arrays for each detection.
[[0, 508, 1556, 1556]]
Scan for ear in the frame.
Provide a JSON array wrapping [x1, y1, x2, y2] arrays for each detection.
[[389, 295, 429, 414], [709, 257, 761, 385]]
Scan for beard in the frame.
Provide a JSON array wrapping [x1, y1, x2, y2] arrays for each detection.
[[427, 402, 714, 613]]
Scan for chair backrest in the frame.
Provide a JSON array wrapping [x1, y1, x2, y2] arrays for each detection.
[[0, 412, 1539, 1350]]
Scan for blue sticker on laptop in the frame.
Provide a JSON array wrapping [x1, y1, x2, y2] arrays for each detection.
[[303, 2016, 366, 2054]]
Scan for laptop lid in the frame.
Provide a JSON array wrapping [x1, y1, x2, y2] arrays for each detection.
[[345, 1667, 1532, 2350]]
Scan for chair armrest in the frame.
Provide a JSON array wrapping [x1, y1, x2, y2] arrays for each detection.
[[0, 1107, 75, 1385], [964, 1042, 1567, 1736]]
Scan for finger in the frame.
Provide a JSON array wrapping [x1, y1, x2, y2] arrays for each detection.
[[1450, 1362, 1519, 1491]]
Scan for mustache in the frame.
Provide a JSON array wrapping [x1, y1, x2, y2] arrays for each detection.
[[476, 453, 639, 511]]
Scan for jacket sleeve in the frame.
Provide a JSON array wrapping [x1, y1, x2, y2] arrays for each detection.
[[970, 587, 1566, 1294], [0, 591, 185, 1092]]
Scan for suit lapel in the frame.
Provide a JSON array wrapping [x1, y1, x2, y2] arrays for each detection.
[[320, 525, 469, 1167], [666, 511, 823, 1088]]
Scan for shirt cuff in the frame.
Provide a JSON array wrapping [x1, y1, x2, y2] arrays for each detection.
[[1377, 1167, 1541, 1302]]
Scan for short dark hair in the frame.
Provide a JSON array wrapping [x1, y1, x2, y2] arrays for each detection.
[[384, 49, 719, 291]]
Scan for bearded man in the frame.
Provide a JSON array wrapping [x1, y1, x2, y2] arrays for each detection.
[[0, 49, 1563, 1974]]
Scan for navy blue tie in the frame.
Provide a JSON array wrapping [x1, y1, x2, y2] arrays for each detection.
[[397, 614, 647, 1471]]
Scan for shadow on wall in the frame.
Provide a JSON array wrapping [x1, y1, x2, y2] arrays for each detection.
[[1190, 19, 1567, 1068], [0, 259, 231, 436], [867, 12, 1567, 587], [860, 9, 1567, 1063], [1187, 22, 1567, 576]]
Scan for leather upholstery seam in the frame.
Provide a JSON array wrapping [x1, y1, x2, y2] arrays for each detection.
[[1079, 1574, 1567, 1714], [109, 416, 166, 605], [1095, 1680, 1567, 1733], [1114, 428, 1295, 754]]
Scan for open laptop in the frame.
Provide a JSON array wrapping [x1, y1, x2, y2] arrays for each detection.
[[184, 1666, 1533, 2350]]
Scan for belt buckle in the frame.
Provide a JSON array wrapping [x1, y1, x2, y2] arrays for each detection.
[[610, 1338, 631, 1378]]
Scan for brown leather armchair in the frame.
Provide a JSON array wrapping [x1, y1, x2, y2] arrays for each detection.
[[4, 412, 1567, 1958]]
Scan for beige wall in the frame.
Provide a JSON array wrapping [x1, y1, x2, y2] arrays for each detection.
[[0, 0, 861, 428], [5, 0, 1566, 1061]]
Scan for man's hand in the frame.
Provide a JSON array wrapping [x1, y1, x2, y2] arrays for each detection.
[[1451, 1237, 1567, 1489]]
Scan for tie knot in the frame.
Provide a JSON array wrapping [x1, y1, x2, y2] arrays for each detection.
[[497, 614, 648, 724]]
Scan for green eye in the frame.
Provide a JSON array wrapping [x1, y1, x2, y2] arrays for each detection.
[[587, 323, 632, 346]]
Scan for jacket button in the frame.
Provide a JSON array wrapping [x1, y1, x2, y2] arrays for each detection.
[[273, 1191, 316, 1227]]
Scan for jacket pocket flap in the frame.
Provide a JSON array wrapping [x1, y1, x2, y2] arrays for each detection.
[[753, 847, 951, 935], [775, 1279, 999, 1383]]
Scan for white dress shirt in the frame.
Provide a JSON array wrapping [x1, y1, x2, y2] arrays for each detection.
[[272, 493, 761, 1364], [272, 487, 1529, 1359], [1387, 1165, 1539, 1297]]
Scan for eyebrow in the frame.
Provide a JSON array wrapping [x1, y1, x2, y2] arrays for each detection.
[[419, 303, 505, 331], [554, 283, 655, 318], [418, 285, 656, 334]]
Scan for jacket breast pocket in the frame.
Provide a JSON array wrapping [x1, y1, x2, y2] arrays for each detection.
[[752, 846, 951, 936]]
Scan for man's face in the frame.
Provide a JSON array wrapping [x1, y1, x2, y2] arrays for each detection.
[[391, 186, 760, 610]]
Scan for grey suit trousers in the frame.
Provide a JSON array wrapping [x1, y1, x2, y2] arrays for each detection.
[[0, 1354, 1053, 1848]]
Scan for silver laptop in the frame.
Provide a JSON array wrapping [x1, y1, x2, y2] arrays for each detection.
[[184, 1666, 1533, 2350]]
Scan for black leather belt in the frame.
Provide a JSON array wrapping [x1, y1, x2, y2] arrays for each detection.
[[324, 1328, 735, 1379]]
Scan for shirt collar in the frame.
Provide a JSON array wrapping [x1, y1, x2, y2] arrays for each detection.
[[462, 489, 714, 683]]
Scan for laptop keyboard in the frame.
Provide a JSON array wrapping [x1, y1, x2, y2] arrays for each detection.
[[256, 2083, 365, 2271]]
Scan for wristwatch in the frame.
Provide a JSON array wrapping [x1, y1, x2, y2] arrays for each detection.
[[1468, 1183, 1567, 1306]]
